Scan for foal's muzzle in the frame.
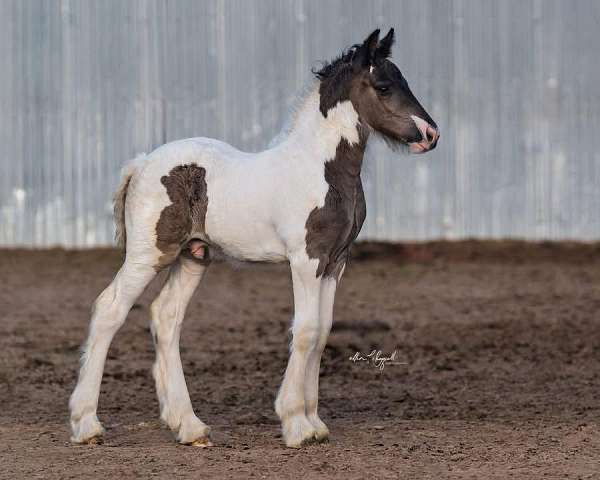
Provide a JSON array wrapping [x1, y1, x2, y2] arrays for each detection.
[[409, 115, 439, 154]]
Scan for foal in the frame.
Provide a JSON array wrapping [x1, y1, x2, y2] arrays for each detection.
[[69, 28, 439, 448]]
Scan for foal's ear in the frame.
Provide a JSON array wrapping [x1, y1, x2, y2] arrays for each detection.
[[354, 29, 380, 68], [376, 28, 395, 59]]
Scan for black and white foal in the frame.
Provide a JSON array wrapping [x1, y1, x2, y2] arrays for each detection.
[[70, 28, 439, 448]]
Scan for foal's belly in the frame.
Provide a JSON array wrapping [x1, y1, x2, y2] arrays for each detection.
[[202, 191, 289, 263], [204, 214, 289, 263]]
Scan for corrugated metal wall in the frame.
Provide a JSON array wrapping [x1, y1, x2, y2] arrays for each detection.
[[1, 0, 600, 247]]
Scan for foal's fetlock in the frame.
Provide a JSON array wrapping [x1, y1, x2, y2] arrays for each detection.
[[176, 414, 212, 447]]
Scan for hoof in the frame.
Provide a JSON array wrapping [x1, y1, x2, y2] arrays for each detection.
[[308, 415, 330, 443], [191, 437, 214, 448], [84, 436, 104, 445], [282, 414, 318, 448], [70, 414, 105, 444], [176, 415, 212, 445]]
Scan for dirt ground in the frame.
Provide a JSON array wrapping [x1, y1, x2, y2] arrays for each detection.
[[1, 241, 600, 479]]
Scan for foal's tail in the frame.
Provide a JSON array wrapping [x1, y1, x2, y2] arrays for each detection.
[[113, 154, 147, 252]]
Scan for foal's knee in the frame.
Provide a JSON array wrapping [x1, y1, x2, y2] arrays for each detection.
[[292, 324, 320, 353]]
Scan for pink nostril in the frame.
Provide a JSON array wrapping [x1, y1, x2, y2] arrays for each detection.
[[410, 115, 439, 148], [425, 125, 438, 143]]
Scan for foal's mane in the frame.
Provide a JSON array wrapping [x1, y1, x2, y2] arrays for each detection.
[[311, 45, 362, 117], [311, 44, 361, 81]]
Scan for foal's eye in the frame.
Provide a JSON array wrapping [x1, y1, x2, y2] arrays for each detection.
[[374, 83, 391, 95]]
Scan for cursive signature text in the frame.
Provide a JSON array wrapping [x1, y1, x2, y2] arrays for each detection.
[[348, 349, 405, 371]]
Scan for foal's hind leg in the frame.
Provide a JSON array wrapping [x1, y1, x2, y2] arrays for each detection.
[[150, 253, 211, 446], [69, 260, 156, 443]]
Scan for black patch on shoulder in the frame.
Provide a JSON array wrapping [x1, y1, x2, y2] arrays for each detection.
[[305, 125, 369, 277], [155, 164, 209, 270]]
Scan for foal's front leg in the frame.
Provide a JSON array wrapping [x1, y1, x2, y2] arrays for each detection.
[[305, 272, 340, 441], [275, 257, 322, 447]]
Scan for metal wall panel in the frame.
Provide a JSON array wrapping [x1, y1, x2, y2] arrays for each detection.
[[1, 0, 599, 246]]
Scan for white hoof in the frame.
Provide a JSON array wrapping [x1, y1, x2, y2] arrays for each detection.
[[281, 414, 318, 448], [176, 414, 212, 446], [70, 413, 105, 444], [191, 437, 214, 448], [308, 414, 329, 442]]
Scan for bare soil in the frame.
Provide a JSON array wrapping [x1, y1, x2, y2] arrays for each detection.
[[1, 241, 600, 479]]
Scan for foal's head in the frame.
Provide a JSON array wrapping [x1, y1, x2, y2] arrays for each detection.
[[314, 28, 439, 154]]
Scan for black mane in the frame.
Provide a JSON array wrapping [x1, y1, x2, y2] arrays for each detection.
[[311, 44, 361, 80], [312, 45, 361, 117]]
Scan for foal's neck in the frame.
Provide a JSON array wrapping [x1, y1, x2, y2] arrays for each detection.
[[285, 87, 369, 174]]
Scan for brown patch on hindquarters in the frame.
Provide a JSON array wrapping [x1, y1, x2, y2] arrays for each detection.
[[305, 124, 369, 277], [155, 164, 209, 270]]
